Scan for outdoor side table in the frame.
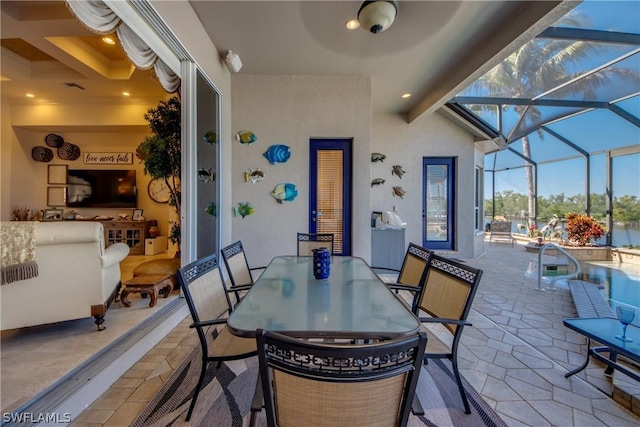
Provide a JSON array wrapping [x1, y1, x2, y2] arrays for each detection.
[[563, 317, 640, 382]]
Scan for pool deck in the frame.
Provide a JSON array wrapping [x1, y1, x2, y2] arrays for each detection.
[[61, 239, 640, 426]]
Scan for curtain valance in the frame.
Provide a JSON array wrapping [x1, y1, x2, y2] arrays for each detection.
[[66, 0, 179, 93]]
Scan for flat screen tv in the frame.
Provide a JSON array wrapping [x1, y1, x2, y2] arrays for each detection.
[[67, 169, 137, 208]]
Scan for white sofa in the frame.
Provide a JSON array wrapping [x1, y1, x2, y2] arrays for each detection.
[[1, 221, 129, 331]]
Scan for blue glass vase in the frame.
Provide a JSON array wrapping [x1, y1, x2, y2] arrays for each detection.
[[312, 248, 331, 280]]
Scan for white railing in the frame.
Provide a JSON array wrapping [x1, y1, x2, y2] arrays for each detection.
[[525, 243, 581, 291]]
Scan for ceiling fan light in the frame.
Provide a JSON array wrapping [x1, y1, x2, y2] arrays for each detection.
[[357, 1, 397, 34]]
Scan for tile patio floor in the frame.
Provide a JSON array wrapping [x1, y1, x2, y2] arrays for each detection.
[[57, 241, 640, 425]]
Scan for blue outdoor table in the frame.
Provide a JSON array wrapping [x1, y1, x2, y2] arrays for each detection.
[[227, 255, 421, 340], [563, 317, 640, 382]]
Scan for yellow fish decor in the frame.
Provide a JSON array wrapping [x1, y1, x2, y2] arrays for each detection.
[[236, 130, 257, 145], [263, 144, 291, 165], [234, 202, 255, 218], [203, 130, 217, 144], [244, 168, 265, 184], [270, 183, 298, 204]]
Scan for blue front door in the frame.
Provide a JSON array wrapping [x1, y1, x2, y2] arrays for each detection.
[[309, 138, 352, 255], [423, 157, 455, 250]]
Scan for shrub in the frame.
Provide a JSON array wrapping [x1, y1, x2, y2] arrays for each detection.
[[565, 213, 606, 246]]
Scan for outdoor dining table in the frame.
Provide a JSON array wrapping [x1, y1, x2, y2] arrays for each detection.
[[226, 255, 421, 340]]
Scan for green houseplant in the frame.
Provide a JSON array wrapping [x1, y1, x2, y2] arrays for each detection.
[[136, 96, 181, 255]]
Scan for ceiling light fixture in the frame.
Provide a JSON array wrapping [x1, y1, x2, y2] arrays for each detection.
[[357, 1, 397, 34], [122, 91, 130, 97], [102, 36, 116, 45], [401, 93, 411, 99], [26, 93, 34, 98], [345, 19, 360, 30]]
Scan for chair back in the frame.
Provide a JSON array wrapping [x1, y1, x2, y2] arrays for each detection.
[[416, 254, 482, 336], [177, 254, 233, 338], [221, 240, 254, 287], [297, 233, 334, 256], [256, 329, 427, 427], [396, 243, 432, 288]]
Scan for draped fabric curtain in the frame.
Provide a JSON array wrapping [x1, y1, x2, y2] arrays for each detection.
[[66, 0, 180, 93]]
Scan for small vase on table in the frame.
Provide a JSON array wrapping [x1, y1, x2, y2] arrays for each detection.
[[312, 248, 331, 280]]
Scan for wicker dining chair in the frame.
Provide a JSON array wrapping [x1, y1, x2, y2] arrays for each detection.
[[221, 240, 266, 306], [176, 254, 259, 421], [411, 253, 483, 414], [374, 243, 433, 312], [296, 232, 335, 256], [256, 329, 427, 427]]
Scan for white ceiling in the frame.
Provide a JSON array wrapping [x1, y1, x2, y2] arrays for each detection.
[[1, 0, 572, 123]]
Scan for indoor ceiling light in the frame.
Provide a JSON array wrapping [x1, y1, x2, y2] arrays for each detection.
[[402, 93, 411, 99], [357, 1, 397, 34], [26, 93, 34, 98], [122, 91, 130, 97], [102, 36, 116, 45]]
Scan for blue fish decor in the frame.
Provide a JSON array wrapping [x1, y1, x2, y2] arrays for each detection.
[[270, 183, 298, 204], [205, 202, 217, 217], [263, 144, 291, 165], [236, 130, 257, 145], [203, 130, 217, 144], [234, 202, 255, 218]]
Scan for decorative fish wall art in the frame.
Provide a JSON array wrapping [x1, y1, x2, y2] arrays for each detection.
[[392, 165, 406, 179], [371, 152, 386, 162], [236, 130, 257, 145], [371, 178, 385, 187], [263, 145, 291, 165], [198, 168, 215, 183], [393, 186, 406, 199], [244, 168, 265, 184], [205, 202, 217, 216], [203, 130, 217, 144], [234, 202, 255, 218], [270, 183, 298, 204]]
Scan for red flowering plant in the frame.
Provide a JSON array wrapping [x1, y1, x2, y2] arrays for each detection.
[[564, 213, 606, 246], [527, 224, 540, 238]]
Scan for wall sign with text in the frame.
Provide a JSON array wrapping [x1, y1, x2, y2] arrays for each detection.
[[84, 152, 133, 164]]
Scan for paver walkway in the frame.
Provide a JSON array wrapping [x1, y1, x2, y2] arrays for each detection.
[[71, 239, 640, 426]]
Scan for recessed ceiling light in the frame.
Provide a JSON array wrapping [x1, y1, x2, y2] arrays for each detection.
[[122, 92, 130, 97], [345, 19, 360, 30], [26, 93, 34, 98], [402, 93, 411, 99], [102, 36, 116, 45]]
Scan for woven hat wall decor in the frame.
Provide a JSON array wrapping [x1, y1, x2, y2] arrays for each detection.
[[57, 142, 81, 161], [32, 146, 54, 162], [45, 133, 64, 148]]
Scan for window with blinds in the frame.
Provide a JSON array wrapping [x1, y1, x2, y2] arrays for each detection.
[[316, 150, 343, 254]]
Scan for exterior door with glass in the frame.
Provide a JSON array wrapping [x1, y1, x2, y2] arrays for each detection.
[[423, 157, 455, 250], [309, 138, 352, 255]]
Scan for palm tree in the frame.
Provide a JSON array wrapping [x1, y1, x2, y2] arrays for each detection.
[[465, 11, 639, 226]]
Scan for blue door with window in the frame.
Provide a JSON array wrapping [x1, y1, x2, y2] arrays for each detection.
[[423, 157, 455, 250], [309, 138, 352, 255]]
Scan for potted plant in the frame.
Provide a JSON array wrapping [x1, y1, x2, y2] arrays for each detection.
[[136, 96, 181, 256], [564, 213, 606, 246]]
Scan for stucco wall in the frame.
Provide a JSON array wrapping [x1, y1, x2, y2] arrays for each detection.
[[230, 74, 372, 267], [372, 112, 485, 259]]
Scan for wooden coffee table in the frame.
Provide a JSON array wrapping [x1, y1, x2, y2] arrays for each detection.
[[121, 274, 173, 308]]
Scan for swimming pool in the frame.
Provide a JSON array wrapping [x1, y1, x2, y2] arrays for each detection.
[[577, 261, 640, 309]]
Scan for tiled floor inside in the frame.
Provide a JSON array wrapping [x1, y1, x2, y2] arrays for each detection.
[[3, 241, 640, 426]]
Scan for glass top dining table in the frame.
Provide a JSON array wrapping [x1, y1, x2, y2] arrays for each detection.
[[226, 256, 421, 339]]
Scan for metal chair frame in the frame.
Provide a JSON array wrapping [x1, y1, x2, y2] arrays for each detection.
[[296, 232, 335, 256]]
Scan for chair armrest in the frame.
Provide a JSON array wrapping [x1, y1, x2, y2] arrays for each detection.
[[419, 317, 472, 327], [190, 318, 228, 328], [386, 283, 420, 293], [371, 266, 401, 274], [229, 284, 253, 292], [101, 242, 130, 269]]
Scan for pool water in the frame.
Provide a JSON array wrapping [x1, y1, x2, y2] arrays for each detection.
[[577, 261, 640, 309]]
